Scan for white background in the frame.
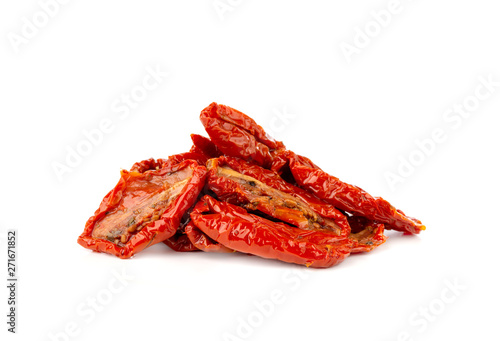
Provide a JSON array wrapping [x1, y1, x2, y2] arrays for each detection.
[[1, 1, 499, 340]]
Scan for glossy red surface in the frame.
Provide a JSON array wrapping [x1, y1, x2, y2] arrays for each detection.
[[78, 159, 207, 258], [79, 102, 425, 266], [191, 196, 352, 268]]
